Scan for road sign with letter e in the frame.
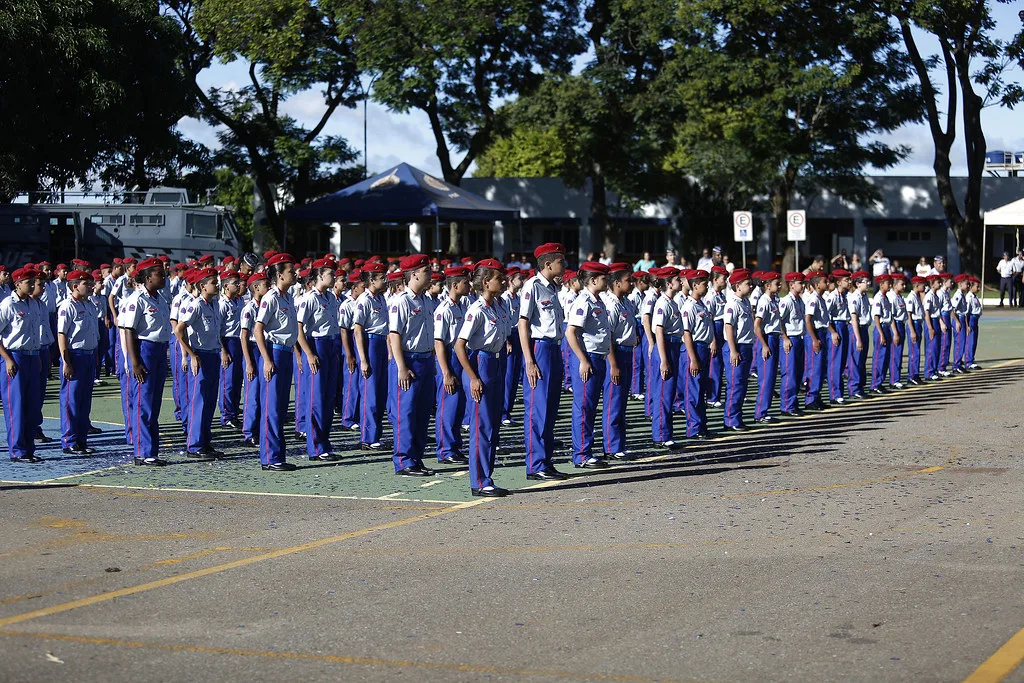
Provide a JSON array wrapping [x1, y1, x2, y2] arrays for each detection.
[[733, 211, 753, 242], [787, 210, 806, 241]]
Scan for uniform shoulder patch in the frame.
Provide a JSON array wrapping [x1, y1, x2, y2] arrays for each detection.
[[391, 305, 398, 313], [576, 308, 584, 315], [466, 313, 473, 321], [523, 292, 530, 300]]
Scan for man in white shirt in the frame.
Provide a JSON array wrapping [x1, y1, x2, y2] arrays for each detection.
[[870, 249, 891, 277], [1011, 250, 1024, 307], [996, 251, 1015, 307], [696, 248, 714, 271]]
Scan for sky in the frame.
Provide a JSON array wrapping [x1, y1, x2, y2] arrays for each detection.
[[176, 6, 1024, 181]]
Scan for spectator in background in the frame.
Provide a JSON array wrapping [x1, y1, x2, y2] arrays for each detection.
[[932, 255, 946, 275], [696, 248, 714, 271], [634, 251, 656, 272], [870, 249, 890, 276], [722, 255, 736, 274], [679, 255, 692, 269], [850, 253, 863, 272], [1011, 249, 1024, 307], [598, 251, 612, 266], [802, 255, 825, 275], [915, 256, 932, 278], [665, 249, 679, 267], [711, 246, 724, 268], [506, 252, 522, 269], [996, 251, 1014, 307], [890, 259, 908, 279], [830, 249, 849, 271]]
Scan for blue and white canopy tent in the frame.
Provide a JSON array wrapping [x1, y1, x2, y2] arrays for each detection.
[[285, 163, 520, 254]]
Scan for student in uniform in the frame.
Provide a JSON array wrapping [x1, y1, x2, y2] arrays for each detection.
[[923, 274, 943, 380], [295, 258, 342, 462], [254, 253, 300, 471], [753, 271, 782, 423], [965, 277, 982, 369], [453, 260, 511, 496], [627, 271, 649, 401], [559, 270, 580, 392], [869, 274, 896, 393], [950, 274, 970, 373], [175, 267, 225, 460], [122, 258, 172, 466], [640, 271, 661, 418], [353, 262, 389, 450], [704, 266, 729, 409], [824, 269, 851, 404], [680, 269, 714, 438], [888, 274, 909, 388], [169, 270, 194, 426], [218, 271, 245, 428], [778, 272, 806, 417], [240, 272, 267, 447], [518, 243, 570, 480], [650, 266, 685, 449], [904, 276, 927, 384], [601, 263, 637, 459], [292, 269, 312, 440], [0, 268, 44, 462], [722, 268, 754, 430], [387, 254, 437, 477], [847, 271, 872, 398], [804, 271, 839, 410], [338, 271, 364, 432], [57, 270, 100, 454], [332, 270, 350, 416], [433, 266, 470, 464], [90, 273, 110, 387], [30, 275, 55, 442], [500, 266, 525, 426], [937, 272, 954, 376], [565, 262, 612, 469]]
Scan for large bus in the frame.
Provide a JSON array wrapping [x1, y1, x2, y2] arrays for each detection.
[[0, 187, 243, 265]]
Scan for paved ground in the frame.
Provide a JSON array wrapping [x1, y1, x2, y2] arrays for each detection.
[[1, 310, 1023, 682]]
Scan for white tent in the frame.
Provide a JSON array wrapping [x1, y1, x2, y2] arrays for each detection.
[[982, 197, 1024, 291]]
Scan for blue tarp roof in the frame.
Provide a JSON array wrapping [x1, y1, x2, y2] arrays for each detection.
[[285, 163, 519, 222]]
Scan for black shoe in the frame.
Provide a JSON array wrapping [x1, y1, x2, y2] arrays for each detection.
[[11, 455, 43, 463], [134, 457, 167, 466], [360, 442, 383, 451], [439, 454, 469, 465], [262, 462, 297, 471], [687, 431, 711, 441], [224, 418, 244, 430], [526, 468, 568, 481], [607, 451, 633, 460], [198, 446, 225, 458], [309, 453, 343, 462], [34, 434, 53, 444], [654, 440, 685, 450], [185, 451, 216, 461], [472, 486, 510, 497], [576, 458, 610, 469], [755, 416, 777, 424], [780, 410, 803, 418], [87, 426, 103, 435], [62, 445, 95, 455], [553, 438, 566, 449], [873, 386, 890, 395], [803, 401, 826, 411], [240, 436, 259, 447], [294, 431, 307, 441], [396, 464, 435, 477], [725, 424, 750, 432], [908, 378, 922, 386]]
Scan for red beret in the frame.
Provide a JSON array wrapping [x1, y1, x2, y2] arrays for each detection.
[[430, 272, 445, 282], [563, 269, 577, 280], [831, 269, 851, 278], [174, 263, 187, 271], [354, 259, 366, 267], [113, 258, 123, 265], [386, 271, 404, 282], [579, 261, 608, 274], [339, 258, 351, 265], [534, 243, 565, 259], [874, 274, 892, 283], [954, 273, 969, 283], [263, 250, 278, 259], [607, 262, 630, 272], [366, 255, 382, 263], [198, 254, 214, 264], [266, 253, 295, 267], [65, 269, 92, 281], [729, 268, 751, 284], [347, 271, 362, 283], [219, 269, 242, 280], [891, 273, 906, 281], [300, 258, 313, 267], [507, 266, 521, 276], [194, 267, 218, 282], [679, 269, 695, 280], [387, 257, 399, 264], [136, 257, 162, 271], [751, 271, 763, 280], [632, 271, 648, 279], [222, 255, 235, 264], [910, 276, 927, 284], [784, 272, 805, 282], [926, 273, 942, 282], [38, 261, 51, 267], [91, 269, 102, 280], [311, 258, 333, 270], [806, 270, 827, 281], [361, 262, 386, 274], [941, 271, 955, 279], [474, 258, 506, 272], [761, 271, 781, 281], [100, 263, 111, 270], [11, 268, 34, 282], [0, 266, 7, 272], [323, 253, 337, 261], [969, 276, 980, 284], [121, 257, 137, 265], [55, 263, 67, 271], [247, 272, 268, 287], [711, 265, 729, 276], [71, 258, 89, 266], [444, 266, 469, 278], [399, 254, 429, 271], [157, 255, 170, 263], [298, 269, 311, 279], [851, 270, 871, 280], [689, 269, 710, 281]]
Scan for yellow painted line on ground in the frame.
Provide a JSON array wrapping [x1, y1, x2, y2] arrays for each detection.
[[75, 483, 469, 506], [0, 499, 486, 629], [420, 480, 444, 487], [963, 626, 1024, 683], [0, 630, 700, 683], [40, 466, 123, 482]]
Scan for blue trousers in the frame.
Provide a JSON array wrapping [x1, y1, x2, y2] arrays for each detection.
[[303, 336, 339, 457], [105, 324, 118, 371], [602, 347, 633, 454], [60, 350, 96, 449], [907, 320, 923, 381], [340, 359, 360, 429], [723, 343, 753, 426], [870, 326, 892, 390], [804, 332, 828, 405], [952, 314, 967, 369], [848, 325, 869, 395], [570, 351, 606, 464], [630, 333, 645, 396], [649, 340, 681, 443], [435, 349, 466, 461], [220, 337, 243, 423], [258, 345, 293, 466], [681, 342, 710, 436], [644, 339, 654, 418], [560, 326, 572, 390], [242, 343, 260, 441], [360, 334, 388, 444], [294, 349, 307, 436], [36, 347, 49, 436], [131, 341, 167, 460], [707, 320, 725, 402], [467, 350, 505, 489], [965, 314, 980, 365], [186, 350, 220, 452], [502, 333, 522, 421], [754, 335, 780, 420], [388, 353, 435, 472], [95, 325, 109, 379], [117, 335, 133, 445], [1, 351, 40, 458], [891, 321, 906, 384], [522, 339, 563, 474], [171, 338, 183, 422], [939, 312, 952, 371], [333, 336, 346, 418], [779, 339, 804, 413], [828, 321, 850, 402], [925, 320, 940, 377]]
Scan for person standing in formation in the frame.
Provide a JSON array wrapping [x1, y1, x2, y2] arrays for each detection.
[[601, 263, 637, 460], [433, 265, 470, 465], [57, 270, 100, 455], [296, 259, 342, 462]]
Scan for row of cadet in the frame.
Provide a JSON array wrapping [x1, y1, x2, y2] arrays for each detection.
[[0, 250, 984, 499]]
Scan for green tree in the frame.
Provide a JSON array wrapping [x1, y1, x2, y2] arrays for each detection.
[[474, 129, 568, 178], [891, 0, 1023, 273], [212, 168, 255, 250]]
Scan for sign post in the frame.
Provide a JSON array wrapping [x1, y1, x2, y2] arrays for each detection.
[[787, 210, 807, 272], [733, 211, 753, 268]]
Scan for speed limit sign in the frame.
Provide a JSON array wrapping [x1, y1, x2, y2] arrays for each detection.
[[787, 210, 807, 241], [733, 211, 753, 242]]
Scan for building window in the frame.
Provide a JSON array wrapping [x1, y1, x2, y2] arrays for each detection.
[[465, 227, 493, 255], [370, 227, 405, 254]]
